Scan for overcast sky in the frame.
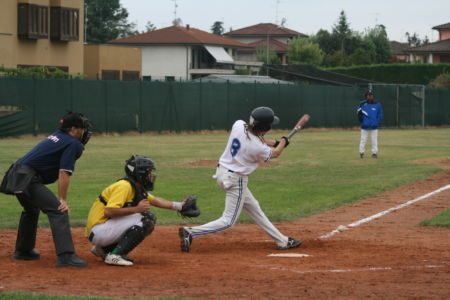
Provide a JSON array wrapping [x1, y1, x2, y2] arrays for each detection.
[[120, 0, 450, 43]]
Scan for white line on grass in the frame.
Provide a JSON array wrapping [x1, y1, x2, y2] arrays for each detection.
[[320, 184, 450, 239]]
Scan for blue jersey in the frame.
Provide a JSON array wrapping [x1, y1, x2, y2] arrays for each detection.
[[357, 100, 383, 130], [17, 130, 84, 184]]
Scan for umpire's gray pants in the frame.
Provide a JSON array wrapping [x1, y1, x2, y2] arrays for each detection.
[[15, 179, 75, 256]]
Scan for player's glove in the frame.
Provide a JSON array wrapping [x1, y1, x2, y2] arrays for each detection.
[[281, 136, 290, 147], [180, 195, 200, 218]]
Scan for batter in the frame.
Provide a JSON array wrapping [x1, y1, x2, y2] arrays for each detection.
[[179, 107, 302, 252]]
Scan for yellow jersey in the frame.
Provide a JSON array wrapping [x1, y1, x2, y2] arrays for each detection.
[[85, 179, 155, 237]]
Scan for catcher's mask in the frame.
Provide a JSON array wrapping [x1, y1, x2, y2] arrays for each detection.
[[125, 155, 156, 191], [60, 112, 93, 145], [249, 106, 280, 132]]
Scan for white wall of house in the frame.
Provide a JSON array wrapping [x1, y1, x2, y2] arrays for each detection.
[[141, 45, 191, 80]]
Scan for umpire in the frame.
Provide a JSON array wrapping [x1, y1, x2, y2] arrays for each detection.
[[0, 112, 92, 267]]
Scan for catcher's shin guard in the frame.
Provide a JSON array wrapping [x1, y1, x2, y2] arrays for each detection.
[[115, 225, 146, 256], [141, 211, 156, 236]]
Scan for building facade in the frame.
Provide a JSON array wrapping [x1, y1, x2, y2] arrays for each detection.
[[224, 23, 308, 65], [84, 44, 141, 80], [0, 0, 84, 75], [109, 25, 251, 81], [406, 22, 450, 64]]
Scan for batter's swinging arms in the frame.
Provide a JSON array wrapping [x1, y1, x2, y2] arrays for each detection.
[[179, 107, 302, 252]]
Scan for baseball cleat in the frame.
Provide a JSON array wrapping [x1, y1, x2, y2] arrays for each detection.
[[360, 153, 364, 159], [13, 249, 40, 261], [90, 245, 106, 259], [278, 237, 302, 250], [179, 227, 192, 252], [104, 253, 133, 266], [371, 153, 378, 158]]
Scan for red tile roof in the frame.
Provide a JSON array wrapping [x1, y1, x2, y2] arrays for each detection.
[[239, 38, 289, 53], [406, 39, 450, 53], [432, 22, 450, 30], [225, 23, 308, 37], [109, 26, 249, 48]]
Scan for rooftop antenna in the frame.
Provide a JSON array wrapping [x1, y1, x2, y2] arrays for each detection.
[[172, 0, 178, 22], [275, 0, 280, 25]]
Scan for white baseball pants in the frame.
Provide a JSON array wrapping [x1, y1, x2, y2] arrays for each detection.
[[359, 129, 379, 155], [187, 165, 289, 248], [88, 213, 143, 246]]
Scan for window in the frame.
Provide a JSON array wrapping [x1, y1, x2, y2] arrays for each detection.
[[18, 3, 49, 39], [165, 76, 175, 82], [102, 70, 120, 80], [122, 71, 140, 81], [142, 76, 152, 81], [50, 6, 79, 41]]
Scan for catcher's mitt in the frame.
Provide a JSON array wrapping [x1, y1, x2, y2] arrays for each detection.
[[180, 195, 200, 218]]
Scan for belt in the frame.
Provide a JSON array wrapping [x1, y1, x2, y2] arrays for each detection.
[[217, 164, 234, 173], [88, 231, 94, 242]]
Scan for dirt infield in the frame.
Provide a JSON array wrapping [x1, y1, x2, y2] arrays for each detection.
[[1, 170, 450, 299]]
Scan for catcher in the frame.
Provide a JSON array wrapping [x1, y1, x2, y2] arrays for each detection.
[[85, 154, 199, 266]]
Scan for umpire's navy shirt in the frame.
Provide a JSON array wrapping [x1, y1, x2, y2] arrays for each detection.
[[17, 130, 84, 184]]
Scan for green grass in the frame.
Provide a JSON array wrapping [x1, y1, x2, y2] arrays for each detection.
[[1, 128, 450, 229], [421, 209, 450, 227], [0, 292, 187, 300]]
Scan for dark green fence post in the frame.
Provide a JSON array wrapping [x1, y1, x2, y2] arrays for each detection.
[[104, 80, 108, 134], [226, 80, 230, 127], [139, 80, 143, 133], [32, 78, 37, 136]]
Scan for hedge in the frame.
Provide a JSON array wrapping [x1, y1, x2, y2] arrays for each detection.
[[325, 64, 450, 85]]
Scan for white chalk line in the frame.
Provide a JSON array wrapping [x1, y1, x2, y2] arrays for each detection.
[[267, 253, 311, 258], [270, 264, 448, 275], [320, 184, 450, 239]]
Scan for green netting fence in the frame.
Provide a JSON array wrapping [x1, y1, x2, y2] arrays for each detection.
[[0, 78, 449, 137]]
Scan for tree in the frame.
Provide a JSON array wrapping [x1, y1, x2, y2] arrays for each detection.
[[348, 48, 372, 65], [429, 73, 450, 88], [405, 32, 430, 47], [332, 10, 351, 54], [211, 21, 224, 36], [288, 38, 324, 66], [256, 42, 281, 64], [144, 21, 157, 32], [85, 0, 138, 44], [366, 25, 392, 63]]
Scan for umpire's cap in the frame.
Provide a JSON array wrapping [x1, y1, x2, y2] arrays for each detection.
[[60, 112, 91, 131]]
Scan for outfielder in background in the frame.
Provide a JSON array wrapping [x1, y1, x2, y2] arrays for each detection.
[[85, 155, 199, 266], [357, 90, 383, 158], [179, 107, 302, 252], [0, 112, 92, 267]]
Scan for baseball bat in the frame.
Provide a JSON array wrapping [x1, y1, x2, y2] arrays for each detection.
[[287, 114, 311, 139]]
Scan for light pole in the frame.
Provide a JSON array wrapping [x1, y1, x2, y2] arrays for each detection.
[[266, 25, 279, 75]]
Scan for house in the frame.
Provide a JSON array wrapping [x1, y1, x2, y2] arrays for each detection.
[[405, 22, 450, 64], [224, 23, 308, 65], [0, 0, 83, 75], [84, 44, 141, 80], [109, 25, 251, 81], [389, 41, 410, 63]]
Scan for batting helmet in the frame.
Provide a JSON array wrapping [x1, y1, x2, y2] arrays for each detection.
[[249, 107, 280, 132], [125, 155, 156, 191]]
